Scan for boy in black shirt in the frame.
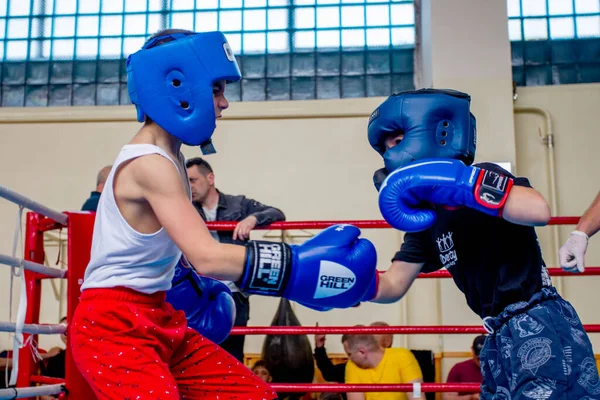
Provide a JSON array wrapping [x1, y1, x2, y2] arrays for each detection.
[[362, 89, 597, 399]]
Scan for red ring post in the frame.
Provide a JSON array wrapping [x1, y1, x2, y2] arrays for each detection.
[[65, 212, 96, 400]]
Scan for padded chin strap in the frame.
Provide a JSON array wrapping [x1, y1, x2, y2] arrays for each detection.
[[200, 140, 216, 155], [373, 167, 389, 191]]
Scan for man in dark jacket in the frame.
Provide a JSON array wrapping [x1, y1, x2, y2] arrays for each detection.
[[81, 165, 112, 211], [186, 157, 286, 362]]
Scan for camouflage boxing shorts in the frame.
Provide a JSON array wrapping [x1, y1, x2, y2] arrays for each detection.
[[480, 286, 599, 399]]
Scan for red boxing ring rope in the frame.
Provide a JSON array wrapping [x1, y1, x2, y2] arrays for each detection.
[[230, 324, 600, 335], [270, 383, 481, 393], [203, 216, 581, 231], [419, 267, 600, 277], [16, 379, 484, 394]]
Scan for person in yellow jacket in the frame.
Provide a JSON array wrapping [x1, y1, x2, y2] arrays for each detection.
[[343, 330, 423, 400]]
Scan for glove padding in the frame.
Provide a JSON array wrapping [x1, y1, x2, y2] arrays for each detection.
[[238, 224, 377, 310], [167, 261, 236, 344], [558, 230, 588, 273], [379, 158, 514, 232]]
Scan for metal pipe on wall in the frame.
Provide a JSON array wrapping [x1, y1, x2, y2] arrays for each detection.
[[513, 106, 562, 293]]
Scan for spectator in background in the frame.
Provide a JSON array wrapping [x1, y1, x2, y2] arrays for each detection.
[[320, 394, 344, 400], [314, 321, 394, 387], [0, 350, 13, 389], [343, 328, 423, 400], [186, 157, 286, 362], [40, 317, 68, 400], [1, 318, 68, 393], [314, 323, 347, 386], [81, 165, 112, 211], [370, 321, 393, 348], [313, 329, 347, 400], [41, 317, 68, 379], [444, 335, 485, 400], [1, 318, 68, 392], [251, 360, 273, 384]]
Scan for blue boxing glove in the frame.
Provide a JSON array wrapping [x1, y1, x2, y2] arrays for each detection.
[[237, 224, 377, 310], [166, 260, 236, 344], [379, 158, 514, 232]]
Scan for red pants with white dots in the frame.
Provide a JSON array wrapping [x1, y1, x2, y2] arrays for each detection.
[[71, 287, 276, 400]]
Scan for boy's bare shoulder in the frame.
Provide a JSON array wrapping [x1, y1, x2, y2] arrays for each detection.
[[123, 155, 183, 201]]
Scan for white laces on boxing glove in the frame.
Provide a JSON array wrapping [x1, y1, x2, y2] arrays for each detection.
[[558, 230, 589, 273]]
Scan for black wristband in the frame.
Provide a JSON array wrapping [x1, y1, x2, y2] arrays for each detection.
[[238, 241, 293, 296], [473, 168, 514, 213]]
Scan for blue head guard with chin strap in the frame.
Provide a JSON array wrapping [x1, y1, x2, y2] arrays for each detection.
[[126, 31, 242, 154], [368, 88, 477, 190]]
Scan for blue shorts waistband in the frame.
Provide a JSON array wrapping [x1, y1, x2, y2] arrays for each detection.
[[483, 286, 557, 333]]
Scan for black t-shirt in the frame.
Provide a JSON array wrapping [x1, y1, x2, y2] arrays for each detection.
[[393, 162, 551, 318]]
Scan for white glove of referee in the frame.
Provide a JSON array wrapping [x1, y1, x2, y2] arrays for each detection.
[[558, 230, 589, 273]]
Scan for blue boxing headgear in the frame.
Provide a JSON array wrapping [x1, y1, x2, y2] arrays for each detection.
[[368, 88, 476, 189], [126, 31, 242, 154]]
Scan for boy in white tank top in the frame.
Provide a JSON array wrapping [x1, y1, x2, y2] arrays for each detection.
[[71, 29, 276, 400], [70, 29, 379, 400]]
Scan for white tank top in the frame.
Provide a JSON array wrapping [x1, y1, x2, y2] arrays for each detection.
[[80, 144, 187, 294]]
